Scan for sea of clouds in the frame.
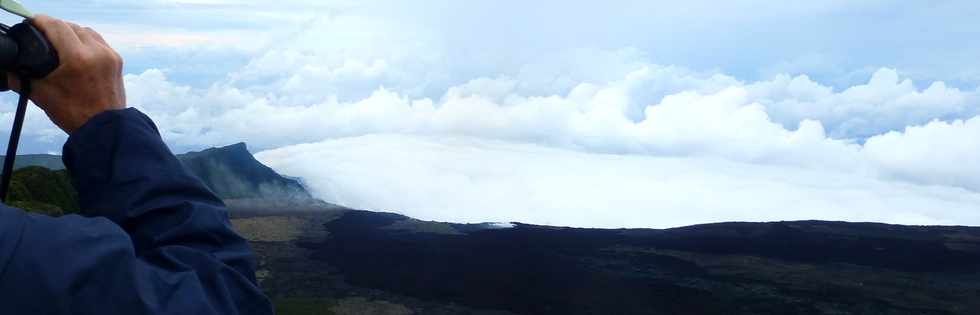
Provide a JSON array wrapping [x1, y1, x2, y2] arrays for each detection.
[[6, 1, 980, 228]]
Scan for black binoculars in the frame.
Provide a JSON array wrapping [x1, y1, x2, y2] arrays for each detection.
[[0, 20, 58, 89], [0, 20, 58, 202]]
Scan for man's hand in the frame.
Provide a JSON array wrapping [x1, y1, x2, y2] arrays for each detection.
[[7, 15, 126, 134]]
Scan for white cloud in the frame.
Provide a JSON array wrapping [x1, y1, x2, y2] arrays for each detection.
[[864, 117, 980, 191], [256, 134, 980, 229], [121, 60, 980, 229], [4, 0, 980, 228], [122, 63, 980, 188], [749, 69, 978, 139]]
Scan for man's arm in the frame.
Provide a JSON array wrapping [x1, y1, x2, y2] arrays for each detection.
[[0, 16, 272, 314], [0, 109, 271, 314]]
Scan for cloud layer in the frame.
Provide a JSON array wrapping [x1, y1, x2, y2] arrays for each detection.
[[3, 1, 980, 228], [107, 14, 980, 228], [256, 134, 980, 229], [121, 63, 980, 188]]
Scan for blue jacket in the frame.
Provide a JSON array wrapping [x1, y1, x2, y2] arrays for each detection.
[[0, 109, 273, 314]]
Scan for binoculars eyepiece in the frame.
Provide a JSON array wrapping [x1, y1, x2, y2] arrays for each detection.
[[0, 21, 58, 89]]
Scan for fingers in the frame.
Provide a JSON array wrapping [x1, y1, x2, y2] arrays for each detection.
[[85, 27, 109, 46], [67, 22, 86, 42], [31, 15, 121, 78], [66, 22, 103, 47], [36, 15, 108, 47], [65, 23, 121, 71], [76, 23, 109, 46], [30, 15, 84, 59]]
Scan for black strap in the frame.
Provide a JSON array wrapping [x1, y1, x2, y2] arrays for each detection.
[[0, 76, 31, 202]]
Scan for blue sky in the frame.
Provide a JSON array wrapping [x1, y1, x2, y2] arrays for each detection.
[[3, 0, 980, 227], [23, 1, 980, 87]]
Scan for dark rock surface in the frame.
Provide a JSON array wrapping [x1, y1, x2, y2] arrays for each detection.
[[238, 209, 980, 315], [9, 143, 979, 314]]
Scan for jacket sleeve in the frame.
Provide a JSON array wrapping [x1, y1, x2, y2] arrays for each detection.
[[0, 108, 273, 314]]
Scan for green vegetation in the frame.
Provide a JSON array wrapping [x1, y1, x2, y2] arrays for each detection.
[[6, 166, 80, 216]]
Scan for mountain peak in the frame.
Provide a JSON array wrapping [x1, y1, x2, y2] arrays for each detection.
[[228, 142, 248, 152], [181, 142, 249, 159], [213, 142, 248, 155], [221, 142, 248, 152], [2, 143, 315, 202], [178, 143, 313, 200]]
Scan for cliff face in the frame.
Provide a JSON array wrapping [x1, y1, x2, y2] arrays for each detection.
[[3, 143, 315, 202], [177, 143, 313, 200]]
